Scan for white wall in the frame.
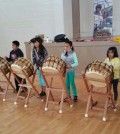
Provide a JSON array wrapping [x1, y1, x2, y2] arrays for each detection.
[[0, 0, 65, 56], [113, 0, 120, 36], [79, 0, 94, 38], [63, 0, 73, 40]]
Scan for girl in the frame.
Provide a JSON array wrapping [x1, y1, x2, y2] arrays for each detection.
[[61, 39, 78, 102], [30, 37, 48, 97], [104, 47, 120, 107]]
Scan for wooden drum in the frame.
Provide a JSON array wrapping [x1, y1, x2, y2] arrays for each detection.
[[11, 58, 34, 78], [85, 60, 113, 87], [0, 57, 10, 75], [42, 56, 66, 76]]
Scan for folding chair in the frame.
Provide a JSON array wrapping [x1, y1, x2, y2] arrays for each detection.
[[82, 73, 116, 121], [41, 69, 73, 113]]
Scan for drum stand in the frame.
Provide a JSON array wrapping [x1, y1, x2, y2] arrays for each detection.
[[9, 67, 40, 107], [40, 69, 73, 113], [82, 73, 116, 121], [0, 68, 15, 101]]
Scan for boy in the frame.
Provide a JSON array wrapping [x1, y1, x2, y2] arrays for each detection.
[[6, 41, 25, 92]]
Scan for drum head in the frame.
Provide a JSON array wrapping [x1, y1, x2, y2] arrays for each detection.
[[11, 64, 26, 78], [42, 56, 66, 76], [85, 60, 113, 88], [42, 67, 59, 74], [85, 72, 106, 88], [11, 58, 34, 79]]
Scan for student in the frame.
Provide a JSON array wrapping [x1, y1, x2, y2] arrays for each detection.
[[104, 47, 120, 107], [61, 38, 78, 102], [30, 37, 48, 97], [6, 41, 25, 92]]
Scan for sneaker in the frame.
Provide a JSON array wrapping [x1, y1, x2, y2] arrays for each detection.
[[108, 102, 118, 108], [115, 101, 118, 108], [74, 96, 78, 102], [105, 103, 112, 108], [64, 96, 71, 102], [39, 91, 46, 97]]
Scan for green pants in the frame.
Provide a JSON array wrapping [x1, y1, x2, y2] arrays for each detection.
[[65, 71, 77, 96]]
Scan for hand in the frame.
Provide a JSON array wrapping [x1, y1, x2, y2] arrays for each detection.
[[66, 64, 71, 68], [106, 61, 114, 66], [81, 71, 85, 74], [111, 62, 114, 66], [5, 56, 8, 59], [36, 57, 39, 61]]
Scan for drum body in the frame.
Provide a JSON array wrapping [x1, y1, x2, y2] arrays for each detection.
[[85, 61, 113, 88], [11, 58, 34, 78], [42, 56, 66, 76], [0, 57, 10, 75]]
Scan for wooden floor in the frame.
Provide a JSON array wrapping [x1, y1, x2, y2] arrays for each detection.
[[0, 75, 120, 134]]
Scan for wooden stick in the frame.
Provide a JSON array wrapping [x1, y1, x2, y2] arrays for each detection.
[[0, 68, 15, 91], [21, 69, 39, 96]]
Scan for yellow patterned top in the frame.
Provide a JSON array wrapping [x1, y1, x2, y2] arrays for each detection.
[[104, 58, 120, 79]]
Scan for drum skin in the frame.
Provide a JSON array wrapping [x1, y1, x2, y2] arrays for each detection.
[[0, 57, 10, 75], [11, 58, 34, 78], [42, 56, 66, 76], [85, 60, 113, 88]]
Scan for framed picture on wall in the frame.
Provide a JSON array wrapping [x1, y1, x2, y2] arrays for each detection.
[[93, 0, 113, 40]]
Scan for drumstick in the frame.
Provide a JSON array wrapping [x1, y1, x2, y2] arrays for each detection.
[[34, 49, 39, 59], [34, 64, 37, 73], [6, 48, 7, 57]]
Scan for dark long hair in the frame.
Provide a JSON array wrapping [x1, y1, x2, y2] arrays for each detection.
[[65, 38, 74, 51], [107, 47, 119, 58], [30, 37, 45, 56]]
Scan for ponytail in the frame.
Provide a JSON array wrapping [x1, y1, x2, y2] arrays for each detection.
[[65, 38, 74, 51]]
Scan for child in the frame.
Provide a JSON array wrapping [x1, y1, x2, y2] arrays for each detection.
[[104, 47, 120, 107], [61, 38, 78, 102], [30, 37, 48, 97], [6, 41, 26, 92], [6, 41, 24, 62]]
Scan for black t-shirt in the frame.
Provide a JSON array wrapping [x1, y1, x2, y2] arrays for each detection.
[[6, 48, 24, 62]]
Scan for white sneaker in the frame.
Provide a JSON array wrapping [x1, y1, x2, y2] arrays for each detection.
[[107, 103, 112, 108], [114, 101, 118, 108], [111, 101, 118, 108], [104, 103, 112, 109]]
